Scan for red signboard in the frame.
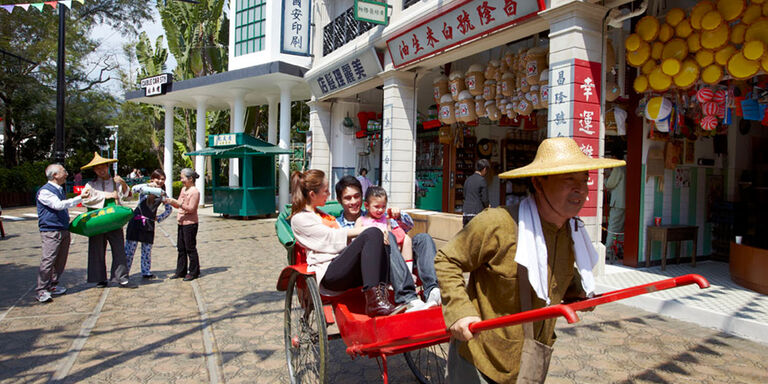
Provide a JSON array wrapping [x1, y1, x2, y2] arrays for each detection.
[[386, 0, 545, 68]]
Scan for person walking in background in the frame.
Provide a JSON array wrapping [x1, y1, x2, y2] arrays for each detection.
[[80, 153, 137, 289], [356, 168, 373, 198], [35, 164, 90, 303], [604, 157, 626, 262], [166, 168, 201, 281], [462, 159, 490, 227], [125, 169, 173, 280]]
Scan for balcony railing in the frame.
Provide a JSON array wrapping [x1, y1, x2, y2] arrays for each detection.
[[322, 7, 376, 56]]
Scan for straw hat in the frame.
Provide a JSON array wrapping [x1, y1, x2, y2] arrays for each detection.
[[499, 138, 625, 179], [81, 152, 117, 170]]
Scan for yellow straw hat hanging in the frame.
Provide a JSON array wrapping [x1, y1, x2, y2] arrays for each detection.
[[499, 137, 625, 179], [81, 152, 118, 170], [691, 1, 716, 30]]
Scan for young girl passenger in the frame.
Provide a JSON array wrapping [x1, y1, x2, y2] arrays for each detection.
[[124, 169, 172, 279], [355, 186, 413, 265]]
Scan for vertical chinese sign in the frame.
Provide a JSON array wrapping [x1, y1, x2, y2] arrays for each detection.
[[385, 0, 544, 68], [281, 0, 311, 56], [547, 58, 602, 217]]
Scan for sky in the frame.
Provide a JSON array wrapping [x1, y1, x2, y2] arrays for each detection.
[[88, 8, 178, 98]]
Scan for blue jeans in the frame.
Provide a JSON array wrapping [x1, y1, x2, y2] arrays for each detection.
[[388, 232, 439, 304]]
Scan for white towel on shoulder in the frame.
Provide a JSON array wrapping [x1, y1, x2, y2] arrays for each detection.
[[514, 196, 598, 305]]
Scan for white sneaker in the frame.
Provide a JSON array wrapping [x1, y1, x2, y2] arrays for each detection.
[[405, 298, 430, 313], [37, 291, 53, 303], [50, 286, 67, 295], [426, 288, 442, 307]]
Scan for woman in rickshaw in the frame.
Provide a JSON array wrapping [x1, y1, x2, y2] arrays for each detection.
[[289, 169, 401, 317]]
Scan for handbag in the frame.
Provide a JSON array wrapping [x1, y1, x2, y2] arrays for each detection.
[[516, 265, 553, 384]]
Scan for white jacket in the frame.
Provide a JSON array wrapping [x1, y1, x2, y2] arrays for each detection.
[[290, 209, 349, 293]]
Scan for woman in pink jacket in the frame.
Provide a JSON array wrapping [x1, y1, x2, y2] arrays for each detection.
[[167, 168, 200, 281]]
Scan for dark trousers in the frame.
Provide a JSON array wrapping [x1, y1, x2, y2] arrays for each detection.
[[177, 223, 200, 277], [37, 230, 70, 295], [321, 227, 389, 291], [88, 228, 129, 283]]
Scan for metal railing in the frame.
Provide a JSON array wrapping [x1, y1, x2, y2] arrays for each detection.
[[322, 7, 376, 56]]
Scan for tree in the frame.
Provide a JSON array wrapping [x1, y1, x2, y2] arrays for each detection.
[[0, 2, 155, 167]]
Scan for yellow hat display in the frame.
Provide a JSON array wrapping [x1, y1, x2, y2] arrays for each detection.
[[662, 58, 682, 76], [627, 41, 651, 67], [666, 8, 686, 26], [651, 41, 664, 60], [662, 38, 688, 60], [641, 60, 657, 75], [727, 51, 761, 80], [81, 152, 118, 170], [701, 23, 730, 50], [625, 33, 642, 51], [634, 75, 649, 93], [687, 32, 702, 52], [637, 16, 660, 41], [649, 67, 673, 92], [675, 18, 693, 38], [731, 23, 748, 45], [701, 64, 724, 84], [673, 59, 700, 89], [745, 19, 768, 45], [701, 10, 723, 31], [658, 24, 675, 42], [743, 40, 766, 60], [696, 49, 715, 67], [762, 55, 768, 72], [743, 4, 763, 24], [499, 138, 625, 179], [715, 45, 737, 65], [717, 0, 746, 22], [691, 1, 716, 30]]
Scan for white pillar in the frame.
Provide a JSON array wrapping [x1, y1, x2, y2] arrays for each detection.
[[230, 89, 247, 187], [278, 82, 293, 210], [381, 71, 417, 209], [194, 96, 208, 206], [306, 99, 332, 176], [267, 95, 278, 145], [163, 103, 175, 197]]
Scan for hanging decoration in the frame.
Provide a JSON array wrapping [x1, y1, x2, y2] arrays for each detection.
[[0, 0, 80, 13]]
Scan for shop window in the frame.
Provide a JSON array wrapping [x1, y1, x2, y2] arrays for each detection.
[[235, 0, 266, 57], [322, 7, 376, 56]]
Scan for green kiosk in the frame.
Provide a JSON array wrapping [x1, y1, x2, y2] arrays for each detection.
[[186, 133, 290, 217]]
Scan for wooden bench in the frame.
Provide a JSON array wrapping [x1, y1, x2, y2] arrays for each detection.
[[646, 225, 698, 270]]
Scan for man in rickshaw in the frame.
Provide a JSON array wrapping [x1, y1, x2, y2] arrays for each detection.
[[335, 176, 441, 312], [435, 137, 625, 383]]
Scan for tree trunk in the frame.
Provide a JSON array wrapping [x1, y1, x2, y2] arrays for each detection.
[[2, 111, 18, 168]]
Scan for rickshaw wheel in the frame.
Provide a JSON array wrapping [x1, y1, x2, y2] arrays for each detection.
[[284, 273, 328, 384], [404, 342, 448, 384]]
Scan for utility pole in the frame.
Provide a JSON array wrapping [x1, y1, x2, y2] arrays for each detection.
[[54, 6, 66, 164]]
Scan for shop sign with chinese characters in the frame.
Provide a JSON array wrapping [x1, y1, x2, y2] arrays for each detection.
[[306, 48, 383, 98], [386, 0, 544, 68], [355, 0, 388, 25], [546, 59, 602, 217], [281, 0, 311, 56], [140, 73, 173, 97]]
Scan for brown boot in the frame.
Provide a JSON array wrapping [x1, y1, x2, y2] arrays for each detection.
[[363, 283, 398, 317]]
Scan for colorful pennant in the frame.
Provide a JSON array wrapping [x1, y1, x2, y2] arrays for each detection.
[[0, 0, 81, 12]]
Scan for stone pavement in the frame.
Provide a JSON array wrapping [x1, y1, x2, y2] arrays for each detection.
[[1, 205, 767, 383]]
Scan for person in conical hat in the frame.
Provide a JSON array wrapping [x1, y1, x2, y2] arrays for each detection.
[[435, 137, 625, 383], [80, 152, 137, 289]]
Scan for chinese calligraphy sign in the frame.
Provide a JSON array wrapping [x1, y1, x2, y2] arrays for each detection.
[[281, 0, 311, 56], [386, 0, 543, 68], [307, 48, 383, 98]]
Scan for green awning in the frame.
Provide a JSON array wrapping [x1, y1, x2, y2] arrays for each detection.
[[186, 144, 291, 158]]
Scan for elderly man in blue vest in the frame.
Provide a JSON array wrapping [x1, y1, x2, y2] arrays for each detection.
[[35, 164, 89, 303]]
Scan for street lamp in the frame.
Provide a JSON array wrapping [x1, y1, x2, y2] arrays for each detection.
[[106, 125, 118, 175]]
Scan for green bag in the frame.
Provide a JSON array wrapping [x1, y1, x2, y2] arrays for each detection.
[[69, 199, 133, 237]]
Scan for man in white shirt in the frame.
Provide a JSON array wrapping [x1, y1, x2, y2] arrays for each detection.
[[35, 164, 89, 303]]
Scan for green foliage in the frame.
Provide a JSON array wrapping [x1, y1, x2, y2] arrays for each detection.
[[0, 2, 154, 167], [0, 161, 48, 192], [172, 180, 183, 198]]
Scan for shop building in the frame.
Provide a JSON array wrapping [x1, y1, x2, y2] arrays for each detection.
[[307, 0, 622, 257]]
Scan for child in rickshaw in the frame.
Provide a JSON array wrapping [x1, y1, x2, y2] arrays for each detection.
[[355, 186, 413, 264]]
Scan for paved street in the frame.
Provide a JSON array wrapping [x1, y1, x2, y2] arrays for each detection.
[[1, 205, 767, 383]]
